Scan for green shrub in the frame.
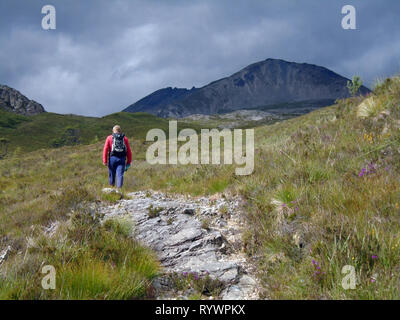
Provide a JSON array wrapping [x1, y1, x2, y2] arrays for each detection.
[[347, 75, 363, 97], [147, 205, 163, 218]]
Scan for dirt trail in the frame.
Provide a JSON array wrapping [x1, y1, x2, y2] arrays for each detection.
[[99, 189, 259, 300]]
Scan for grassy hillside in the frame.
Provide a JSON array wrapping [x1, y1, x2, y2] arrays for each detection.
[[0, 110, 203, 154], [0, 139, 162, 299], [1, 77, 400, 299]]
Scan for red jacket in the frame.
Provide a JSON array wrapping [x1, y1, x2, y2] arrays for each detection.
[[103, 135, 132, 165]]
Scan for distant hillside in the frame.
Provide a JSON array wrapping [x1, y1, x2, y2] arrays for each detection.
[[123, 58, 371, 118], [0, 85, 45, 116], [124, 87, 197, 114], [0, 109, 203, 153]]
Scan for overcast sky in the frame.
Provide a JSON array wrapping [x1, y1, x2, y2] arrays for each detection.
[[0, 0, 399, 116]]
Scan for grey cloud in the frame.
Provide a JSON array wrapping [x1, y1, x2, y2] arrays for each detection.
[[0, 0, 399, 116]]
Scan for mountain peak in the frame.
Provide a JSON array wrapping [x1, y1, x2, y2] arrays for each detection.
[[0, 85, 45, 116], [123, 59, 371, 118], [123, 86, 197, 114]]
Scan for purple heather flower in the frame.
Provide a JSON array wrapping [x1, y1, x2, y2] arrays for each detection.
[[359, 163, 377, 177], [372, 255, 378, 260], [312, 259, 319, 266]]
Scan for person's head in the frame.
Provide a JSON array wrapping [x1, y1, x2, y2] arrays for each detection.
[[112, 125, 121, 134]]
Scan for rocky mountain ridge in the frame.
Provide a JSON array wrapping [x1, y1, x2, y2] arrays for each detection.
[[123, 58, 371, 118], [0, 85, 45, 116]]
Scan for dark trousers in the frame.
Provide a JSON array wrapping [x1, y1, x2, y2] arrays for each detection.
[[108, 156, 126, 188]]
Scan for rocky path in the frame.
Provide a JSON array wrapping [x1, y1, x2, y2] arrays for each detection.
[[99, 190, 259, 300]]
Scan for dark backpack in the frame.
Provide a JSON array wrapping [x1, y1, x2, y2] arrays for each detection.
[[111, 133, 126, 157]]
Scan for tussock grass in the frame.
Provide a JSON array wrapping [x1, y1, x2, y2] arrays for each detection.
[[0, 210, 159, 300], [114, 76, 400, 299], [2, 76, 400, 299], [237, 77, 400, 299], [0, 140, 160, 299], [101, 192, 124, 203]]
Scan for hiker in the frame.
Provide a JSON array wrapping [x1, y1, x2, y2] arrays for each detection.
[[103, 125, 132, 190]]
